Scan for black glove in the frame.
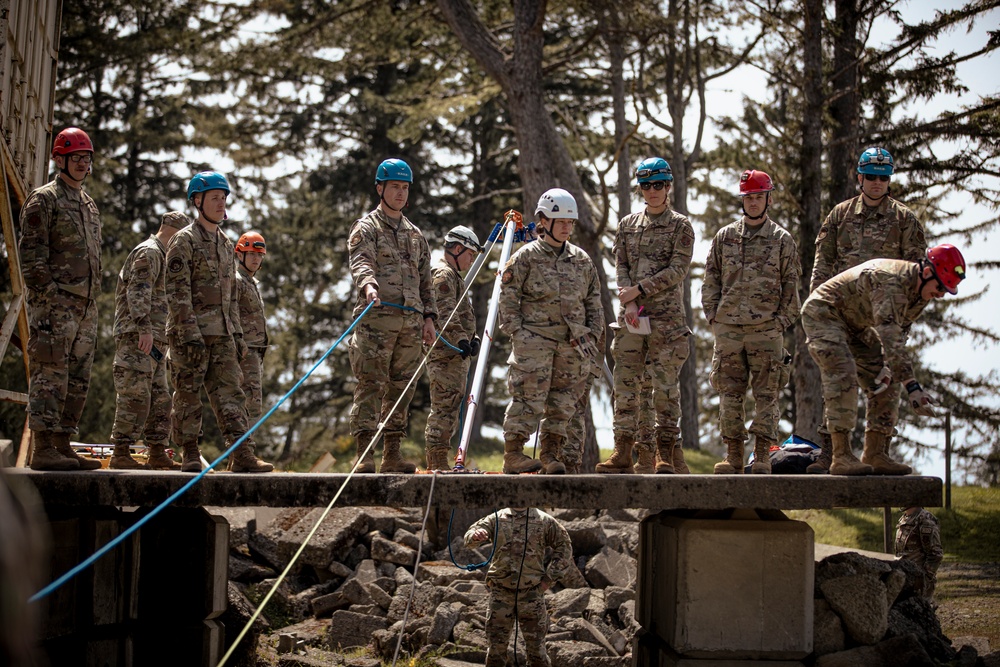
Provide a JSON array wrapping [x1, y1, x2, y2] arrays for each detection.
[[458, 339, 473, 359], [469, 336, 481, 357]]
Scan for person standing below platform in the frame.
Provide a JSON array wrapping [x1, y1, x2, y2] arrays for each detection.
[[20, 127, 103, 471], [702, 170, 800, 474], [895, 506, 944, 603], [109, 211, 189, 470], [801, 245, 965, 476], [346, 159, 438, 474], [807, 147, 927, 473]]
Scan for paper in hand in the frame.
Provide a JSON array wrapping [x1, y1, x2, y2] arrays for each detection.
[[626, 316, 651, 335]]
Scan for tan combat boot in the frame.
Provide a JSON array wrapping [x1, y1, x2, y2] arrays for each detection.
[[633, 445, 655, 474], [379, 433, 417, 474], [654, 433, 675, 474], [596, 434, 634, 474], [354, 431, 376, 473], [806, 431, 833, 474], [29, 430, 80, 471], [502, 436, 542, 474], [713, 437, 745, 474], [425, 445, 451, 472], [750, 437, 774, 474], [146, 442, 183, 470], [53, 432, 102, 470], [229, 440, 274, 473], [861, 431, 912, 475], [180, 443, 203, 473], [538, 434, 566, 475], [672, 445, 690, 475], [109, 443, 147, 470], [828, 432, 873, 476]]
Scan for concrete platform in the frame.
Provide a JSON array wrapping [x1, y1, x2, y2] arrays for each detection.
[[6, 469, 942, 510]]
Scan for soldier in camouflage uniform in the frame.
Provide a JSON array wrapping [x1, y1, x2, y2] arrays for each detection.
[[166, 171, 273, 473], [801, 245, 966, 476], [423, 226, 482, 471], [20, 127, 103, 471], [109, 211, 190, 470], [234, 231, 269, 424], [499, 188, 604, 475], [702, 170, 800, 475], [347, 159, 438, 474], [807, 147, 928, 473], [465, 508, 574, 667], [895, 506, 944, 602], [564, 326, 605, 474], [597, 158, 694, 475]]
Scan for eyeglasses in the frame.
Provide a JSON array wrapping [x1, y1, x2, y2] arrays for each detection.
[[67, 154, 93, 164], [640, 182, 666, 191], [864, 174, 890, 182]]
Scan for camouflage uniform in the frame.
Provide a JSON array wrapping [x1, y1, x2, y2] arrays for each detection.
[[465, 508, 574, 667], [564, 328, 605, 473], [166, 221, 252, 450], [236, 262, 269, 423], [499, 240, 603, 442], [895, 508, 944, 601], [801, 259, 930, 436], [611, 208, 694, 456], [347, 208, 437, 439], [702, 217, 800, 443], [111, 231, 174, 451], [19, 178, 101, 435], [424, 258, 476, 467]]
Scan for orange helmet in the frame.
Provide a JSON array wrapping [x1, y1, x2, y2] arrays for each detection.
[[235, 232, 266, 255], [925, 244, 966, 295], [738, 169, 774, 196], [52, 127, 94, 156]]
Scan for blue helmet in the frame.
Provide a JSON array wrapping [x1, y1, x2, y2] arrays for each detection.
[[375, 158, 413, 184], [636, 157, 673, 183], [187, 171, 231, 200], [857, 147, 894, 176]]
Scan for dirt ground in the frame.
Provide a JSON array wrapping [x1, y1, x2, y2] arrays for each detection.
[[936, 561, 1000, 654]]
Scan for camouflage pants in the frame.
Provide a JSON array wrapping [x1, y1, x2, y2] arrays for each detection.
[[503, 330, 588, 440], [240, 346, 265, 424], [424, 350, 471, 448], [564, 372, 596, 471], [636, 366, 655, 457], [485, 582, 550, 667], [111, 336, 171, 447], [169, 334, 250, 447], [801, 302, 901, 435], [709, 322, 789, 441], [612, 326, 689, 441], [26, 290, 97, 433], [349, 311, 424, 437]]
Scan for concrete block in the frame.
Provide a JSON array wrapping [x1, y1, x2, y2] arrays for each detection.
[[637, 510, 813, 660], [328, 610, 388, 650], [635, 633, 805, 667]]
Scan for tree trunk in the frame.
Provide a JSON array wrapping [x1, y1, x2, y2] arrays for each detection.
[[830, 0, 861, 203]]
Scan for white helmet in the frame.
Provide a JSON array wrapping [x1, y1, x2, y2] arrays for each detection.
[[535, 188, 578, 220], [444, 225, 483, 252]]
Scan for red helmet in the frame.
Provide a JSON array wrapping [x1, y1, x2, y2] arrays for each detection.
[[738, 169, 774, 196], [52, 127, 94, 156], [926, 244, 966, 295], [235, 231, 266, 255]]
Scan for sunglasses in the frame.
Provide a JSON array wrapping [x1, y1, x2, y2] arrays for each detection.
[[640, 182, 666, 191], [864, 174, 890, 182]]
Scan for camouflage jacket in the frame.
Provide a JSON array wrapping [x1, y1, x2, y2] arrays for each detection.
[[499, 240, 603, 344], [810, 195, 926, 294], [431, 258, 476, 350], [895, 509, 943, 578], [614, 208, 694, 339], [19, 178, 102, 302], [348, 208, 437, 320], [464, 508, 574, 590], [236, 263, 268, 348], [702, 217, 801, 331], [114, 235, 168, 343], [165, 221, 242, 343], [804, 259, 929, 382]]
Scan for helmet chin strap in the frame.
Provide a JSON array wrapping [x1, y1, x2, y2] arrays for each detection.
[[861, 181, 890, 203], [59, 159, 89, 183], [378, 183, 405, 214], [197, 197, 227, 225], [741, 193, 769, 221]]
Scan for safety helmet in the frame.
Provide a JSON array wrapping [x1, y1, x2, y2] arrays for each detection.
[[444, 225, 483, 252], [187, 171, 231, 200], [52, 127, 94, 156], [535, 188, 579, 220], [738, 169, 774, 196], [375, 158, 413, 184], [636, 157, 673, 183], [236, 231, 267, 255], [925, 244, 966, 295], [857, 147, 894, 176]]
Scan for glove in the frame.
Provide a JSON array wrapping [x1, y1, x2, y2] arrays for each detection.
[[457, 339, 473, 359], [906, 380, 938, 417], [234, 334, 248, 361], [469, 336, 481, 357], [871, 366, 892, 396], [572, 335, 599, 361], [182, 340, 207, 366]]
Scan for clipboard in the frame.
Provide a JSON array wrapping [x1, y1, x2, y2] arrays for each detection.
[[626, 316, 651, 335]]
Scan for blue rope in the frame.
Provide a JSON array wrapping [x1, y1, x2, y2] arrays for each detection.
[[381, 300, 464, 353], [30, 301, 376, 603], [447, 508, 499, 571]]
